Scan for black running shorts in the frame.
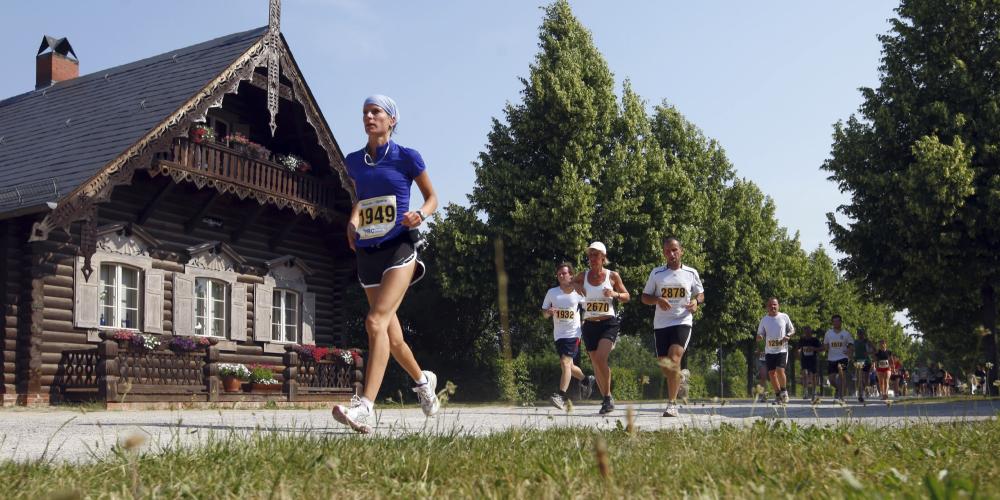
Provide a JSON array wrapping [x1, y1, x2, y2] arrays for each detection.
[[653, 325, 692, 357], [765, 352, 788, 371], [356, 234, 425, 288], [827, 358, 850, 375], [800, 355, 818, 373], [581, 318, 619, 352]]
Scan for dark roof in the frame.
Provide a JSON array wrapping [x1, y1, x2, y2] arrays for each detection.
[[0, 27, 267, 213]]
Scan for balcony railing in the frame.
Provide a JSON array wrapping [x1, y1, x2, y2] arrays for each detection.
[[154, 137, 339, 211]]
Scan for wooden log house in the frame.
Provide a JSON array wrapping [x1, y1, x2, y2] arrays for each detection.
[[0, 2, 365, 407]]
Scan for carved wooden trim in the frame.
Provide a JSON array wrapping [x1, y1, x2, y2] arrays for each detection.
[[29, 5, 354, 243], [30, 36, 270, 242]]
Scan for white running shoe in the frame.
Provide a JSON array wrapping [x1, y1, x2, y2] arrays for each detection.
[[662, 402, 679, 417], [413, 370, 440, 416], [332, 395, 372, 434], [550, 393, 566, 410]]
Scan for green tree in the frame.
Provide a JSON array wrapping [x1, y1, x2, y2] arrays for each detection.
[[466, 0, 617, 353], [822, 0, 1000, 383]]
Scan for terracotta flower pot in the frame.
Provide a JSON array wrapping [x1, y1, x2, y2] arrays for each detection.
[[222, 375, 243, 393]]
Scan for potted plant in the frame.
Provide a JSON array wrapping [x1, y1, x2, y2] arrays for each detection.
[[167, 335, 211, 353], [108, 329, 159, 352], [189, 123, 216, 144], [218, 363, 250, 393], [247, 364, 282, 393], [276, 154, 312, 173], [224, 133, 271, 160]]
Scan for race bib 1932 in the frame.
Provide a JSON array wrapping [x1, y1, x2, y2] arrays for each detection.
[[357, 195, 397, 240], [554, 309, 576, 323]]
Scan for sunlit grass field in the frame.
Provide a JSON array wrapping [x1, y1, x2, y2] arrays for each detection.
[[1, 417, 997, 499]]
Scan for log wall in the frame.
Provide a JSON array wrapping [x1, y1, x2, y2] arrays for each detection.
[[1, 220, 23, 404], [31, 171, 357, 402]]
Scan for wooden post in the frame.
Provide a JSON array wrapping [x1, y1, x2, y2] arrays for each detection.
[[353, 354, 365, 396], [205, 344, 220, 402], [284, 348, 298, 402], [98, 339, 119, 403], [789, 351, 796, 396]]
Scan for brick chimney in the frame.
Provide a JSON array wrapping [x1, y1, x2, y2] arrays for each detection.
[[36, 35, 78, 89]]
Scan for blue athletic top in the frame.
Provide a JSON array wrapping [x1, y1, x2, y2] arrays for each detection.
[[344, 141, 426, 248]]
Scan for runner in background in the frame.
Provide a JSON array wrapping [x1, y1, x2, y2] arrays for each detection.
[[756, 298, 794, 404], [874, 339, 893, 402], [573, 242, 630, 415], [797, 326, 822, 401], [822, 314, 853, 404], [853, 328, 874, 403], [640, 237, 704, 417], [542, 262, 596, 410]]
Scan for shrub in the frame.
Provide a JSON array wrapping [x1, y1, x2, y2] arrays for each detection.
[[610, 367, 641, 400], [497, 354, 535, 404], [248, 365, 279, 385]]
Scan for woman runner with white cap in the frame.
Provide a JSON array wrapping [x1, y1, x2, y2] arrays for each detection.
[[572, 241, 630, 414]]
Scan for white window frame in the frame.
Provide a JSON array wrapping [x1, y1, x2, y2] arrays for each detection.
[[98, 263, 142, 331], [194, 277, 229, 338], [271, 289, 300, 343]]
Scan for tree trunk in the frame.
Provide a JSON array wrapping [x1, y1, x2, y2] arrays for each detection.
[[982, 284, 999, 396]]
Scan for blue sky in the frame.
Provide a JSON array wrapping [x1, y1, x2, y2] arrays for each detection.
[[2, 0, 897, 256]]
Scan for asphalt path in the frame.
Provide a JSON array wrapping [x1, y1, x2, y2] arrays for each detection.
[[1, 398, 996, 463]]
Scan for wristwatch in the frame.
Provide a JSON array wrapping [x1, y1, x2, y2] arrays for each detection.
[[415, 210, 425, 222]]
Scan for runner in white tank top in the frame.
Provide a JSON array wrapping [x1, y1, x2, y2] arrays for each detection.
[[583, 268, 616, 319], [572, 241, 630, 415]]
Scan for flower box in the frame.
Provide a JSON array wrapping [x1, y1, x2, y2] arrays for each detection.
[[248, 383, 282, 393]]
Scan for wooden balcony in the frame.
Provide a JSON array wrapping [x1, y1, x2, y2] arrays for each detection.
[[151, 137, 341, 220]]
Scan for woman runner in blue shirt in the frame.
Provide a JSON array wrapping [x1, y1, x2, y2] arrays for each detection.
[[331, 95, 439, 433]]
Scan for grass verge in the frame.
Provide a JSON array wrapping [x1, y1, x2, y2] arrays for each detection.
[[1, 419, 997, 498]]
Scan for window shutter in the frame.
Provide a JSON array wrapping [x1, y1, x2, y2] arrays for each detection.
[[73, 257, 100, 329], [302, 292, 316, 346], [253, 279, 274, 342], [172, 273, 194, 336], [230, 283, 247, 341], [143, 269, 165, 334]]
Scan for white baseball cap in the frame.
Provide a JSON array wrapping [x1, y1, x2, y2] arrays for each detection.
[[587, 241, 607, 255]]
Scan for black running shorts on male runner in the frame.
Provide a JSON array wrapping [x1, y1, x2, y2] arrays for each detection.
[[653, 325, 692, 357], [355, 233, 425, 288], [801, 355, 818, 374], [765, 352, 788, 371], [581, 318, 619, 352], [827, 358, 850, 375]]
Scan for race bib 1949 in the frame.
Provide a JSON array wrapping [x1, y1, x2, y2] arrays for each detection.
[[357, 195, 397, 240], [554, 309, 576, 323]]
